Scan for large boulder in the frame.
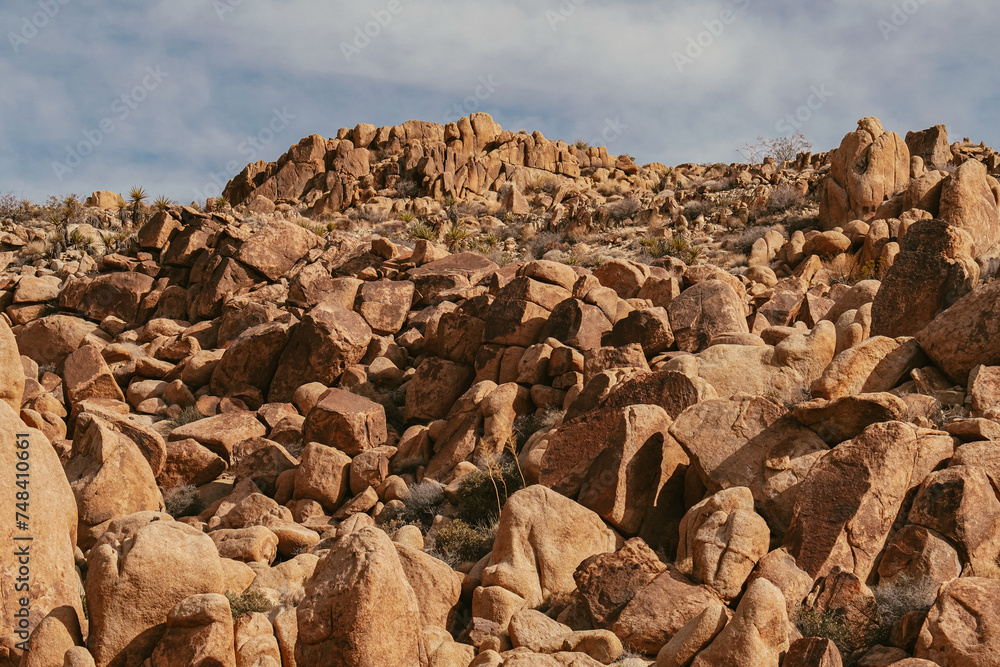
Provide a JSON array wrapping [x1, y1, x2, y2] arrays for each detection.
[[210, 320, 295, 398], [65, 415, 165, 549], [405, 357, 475, 422], [15, 314, 100, 366], [268, 300, 372, 402], [820, 117, 910, 229], [482, 485, 617, 608], [668, 280, 748, 353], [783, 421, 949, 581], [670, 396, 828, 535], [870, 219, 979, 337], [234, 220, 319, 281], [296, 527, 425, 666], [916, 279, 1000, 384], [689, 578, 790, 667], [938, 158, 1000, 258], [59, 272, 156, 323], [0, 412, 82, 666], [149, 594, 236, 667], [914, 577, 1000, 666], [86, 518, 227, 667], [303, 388, 387, 456]]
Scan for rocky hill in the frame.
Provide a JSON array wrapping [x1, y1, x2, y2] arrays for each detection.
[[2, 114, 1000, 667]]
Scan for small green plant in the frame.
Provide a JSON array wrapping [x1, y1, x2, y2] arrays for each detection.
[[444, 195, 457, 207], [225, 590, 272, 620], [398, 210, 415, 222], [408, 221, 437, 241], [68, 229, 93, 247], [480, 232, 500, 250], [444, 222, 470, 250], [162, 483, 206, 519], [685, 246, 704, 265], [128, 185, 148, 226], [574, 139, 590, 150], [81, 592, 88, 621], [431, 519, 497, 564], [563, 255, 580, 266], [795, 607, 863, 657], [639, 237, 670, 259], [153, 195, 172, 211], [167, 405, 204, 430]]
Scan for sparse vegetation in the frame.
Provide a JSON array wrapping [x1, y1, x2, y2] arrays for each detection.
[[456, 457, 524, 527], [162, 483, 205, 518], [167, 405, 204, 430], [430, 519, 497, 565], [225, 590, 272, 620], [408, 221, 437, 241], [444, 221, 470, 250], [738, 132, 812, 164], [128, 185, 148, 226], [154, 194, 172, 211]]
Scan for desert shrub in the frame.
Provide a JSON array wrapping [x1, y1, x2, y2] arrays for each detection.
[[167, 405, 204, 430], [529, 231, 568, 259], [162, 484, 205, 519], [398, 210, 415, 222], [486, 248, 520, 267], [361, 208, 389, 224], [395, 179, 419, 198], [796, 607, 864, 657], [444, 222, 470, 250], [682, 199, 714, 222], [606, 197, 641, 224], [431, 519, 497, 564], [513, 408, 565, 449], [456, 458, 524, 527], [739, 132, 812, 164], [766, 185, 805, 214], [225, 590, 272, 620], [727, 225, 775, 255], [871, 576, 938, 644]]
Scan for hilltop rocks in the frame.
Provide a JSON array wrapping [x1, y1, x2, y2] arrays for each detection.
[[821, 117, 910, 229], [937, 159, 1000, 258], [296, 527, 425, 666]]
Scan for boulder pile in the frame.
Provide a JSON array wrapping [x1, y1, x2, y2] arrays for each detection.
[[3, 114, 1000, 666]]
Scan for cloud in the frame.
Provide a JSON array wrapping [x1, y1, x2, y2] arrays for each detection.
[[1, 0, 997, 202]]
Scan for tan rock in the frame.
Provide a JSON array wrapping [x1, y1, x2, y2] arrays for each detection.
[[483, 485, 617, 608], [611, 566, 724, 654], [359, 280, 415, 334], [793, 393, 908, 445], [655, 602, 729, 667], [938, 158, 1000, 258], [395, 544, 463, 631], [150, 593, 236, 667], [210, 320, 294, 398], [405, 357, 475, 422], [86, 519, 227, 667], [293, 442, 351, 514], [877, 524, 961, 590], [234, 220, 319, 281], [269, 300, 372, 402], [784, 422, 927, 580], [916, 279, 1000, 384], [302, 388, 387, 456], [811, 336, 924, 399], [296, 527, 425, 666], [210, 526, 279, 565], [19, 605, 83, 667], [914, 577, 1000, 666], [669, 280, 749, 353], [669, 396, 828, 535], [690, 578, 790, 667], [781, 637, 843, 667], [16, 314, 100, 366], [676, 487, 770, 600], [66, 416, 164, 549], [574, 538, 667, 628], [168, 410, 266, 463]]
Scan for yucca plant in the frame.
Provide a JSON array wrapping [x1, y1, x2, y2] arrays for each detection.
[[128, 186, 147, 226], [408, 221, 437, 241], [154, 195, 172, 211], [479, 232, 500, 250], [444, 222, 470, 250], [398, 211, 415, 222], [574, 139, 590, 150], [563, 255, 580, 266], [216, 194, 230, 210], [444, 195, 457, 207]]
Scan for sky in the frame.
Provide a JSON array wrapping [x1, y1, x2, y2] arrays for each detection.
[[1, 0, 997, 205]]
